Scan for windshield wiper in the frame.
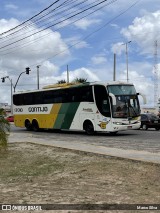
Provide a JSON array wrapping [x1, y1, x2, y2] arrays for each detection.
[[128, 102, 138, 117]]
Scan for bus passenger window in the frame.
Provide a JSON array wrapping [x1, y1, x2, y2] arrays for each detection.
[[102, 100, 110, 112], [94, 85, 110, 117]]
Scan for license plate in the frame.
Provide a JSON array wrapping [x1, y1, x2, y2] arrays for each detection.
[[154, 121, 158, 123], [128, 126, 132, 129]]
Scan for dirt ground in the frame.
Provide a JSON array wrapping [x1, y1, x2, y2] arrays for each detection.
[[0, 142, 160, 213]]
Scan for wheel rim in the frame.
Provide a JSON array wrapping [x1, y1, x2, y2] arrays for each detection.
[[142, 124, 147, 130]]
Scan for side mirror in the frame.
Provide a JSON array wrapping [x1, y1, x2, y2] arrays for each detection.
[[137, 93, 147, 104], [109, 93, 116, 105]]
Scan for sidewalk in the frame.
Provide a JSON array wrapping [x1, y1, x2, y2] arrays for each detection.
[[9, 132, 160, 164]]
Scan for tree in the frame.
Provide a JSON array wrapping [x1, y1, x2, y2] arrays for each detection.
[[57, 80, 66, 84], [74, 78, 87, 83], [0, 109, 10, 148]]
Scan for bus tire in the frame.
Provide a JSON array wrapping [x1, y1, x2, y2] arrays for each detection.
[[32, 120, 39, 132], [25, 120, 32, 131], [83, 120, 94, 135]]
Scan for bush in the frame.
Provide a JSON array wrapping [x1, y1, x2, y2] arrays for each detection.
[[0, 109, 10, 148]]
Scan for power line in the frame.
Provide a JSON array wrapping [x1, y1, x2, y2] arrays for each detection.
[[0, 0, 141, 70], [0, 0, 114, 50], [0, 0, 75, 40], [0, 0, 109, 50], [29, 0, 141, 68], [0, 0, 61, 37], [0, 0, 99, 45], [0, 0, 139, 57]]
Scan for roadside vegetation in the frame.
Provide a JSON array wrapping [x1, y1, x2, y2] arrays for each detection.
[[57, 78, 87, 84], [0, 108, 10, 148], [73, 77, 87, 83]]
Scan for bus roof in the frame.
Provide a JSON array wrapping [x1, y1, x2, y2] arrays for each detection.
[[13, 81, 134, 95]]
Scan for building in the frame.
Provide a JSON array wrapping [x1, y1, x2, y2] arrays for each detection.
[[0, 103, 11, 115]]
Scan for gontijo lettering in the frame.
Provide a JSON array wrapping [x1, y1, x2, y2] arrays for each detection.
[[28, 107, 48, 112]]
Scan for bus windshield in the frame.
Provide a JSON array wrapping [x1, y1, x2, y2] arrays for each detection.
[[107, 85, 140, 118]]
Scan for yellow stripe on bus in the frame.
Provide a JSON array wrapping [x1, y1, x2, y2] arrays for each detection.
[[14, 104, 62, 129], [50, 103, 62, 128], [50, 103, 61, 114]]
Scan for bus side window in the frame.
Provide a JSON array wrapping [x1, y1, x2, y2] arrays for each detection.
[[80, 86, 93, 102], [23, 93, 33, 105], [66, 88, 77, 102], [61, 86, 93, 103], [94, 85, 111, 117], [13, 94, 23, 105], [34, 92, 44, 104], [102, 100, 110, 112]]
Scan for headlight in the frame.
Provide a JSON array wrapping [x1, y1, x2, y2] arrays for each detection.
[[113, 122, 123, 125]]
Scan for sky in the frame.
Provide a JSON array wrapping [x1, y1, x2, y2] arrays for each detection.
[[0, 0, 160, 108]]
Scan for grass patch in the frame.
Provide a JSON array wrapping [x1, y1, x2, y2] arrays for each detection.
[[0, 144, 65, 180]]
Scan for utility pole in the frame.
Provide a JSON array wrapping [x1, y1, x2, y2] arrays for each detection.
[[14, 67, 30, 92], [37, 65, 40, 90], [154, 40, 159, 108], [1, 76, 13, 114], [67, 65, 69, 83], [113, 53, 116, 81], [122, 41, 131, 82], [10, 78, 13, 114], [1, 68, 31, 113]]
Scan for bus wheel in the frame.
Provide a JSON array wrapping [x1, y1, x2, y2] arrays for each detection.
[[84, 121, 94, 135], [32, 120, 39, 132], [25, 120, 32, 131]]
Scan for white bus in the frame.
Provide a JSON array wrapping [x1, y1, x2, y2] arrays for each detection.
[[13, 81, 144, 134]]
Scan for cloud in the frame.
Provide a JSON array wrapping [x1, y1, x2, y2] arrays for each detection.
[[121, 10, 160, 55], [111, 42, 126, 55], [110, 23, 119, 29], [35, 67, 100, 90], [74, 18, 101, 30], [0, 18, 71, 103], [91, 55, 107, 65], [0, 28, 70, 62], [0, 18, 70, 65], [5, 4, 18, 10], [110, 10, 160, 106], [118, 63, 155, 107], [0, 18, 19, 34], [65, 36, 89, 49], [58, 67, 100, 83]]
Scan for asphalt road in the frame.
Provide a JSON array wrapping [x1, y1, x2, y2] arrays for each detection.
[[11, 125, 160, 153]]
